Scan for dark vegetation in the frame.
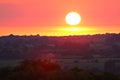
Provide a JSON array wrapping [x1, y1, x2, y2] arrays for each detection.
[[0, 33, 120, 80], [0, 33, 120, 60], [0, 59, 119, 80]]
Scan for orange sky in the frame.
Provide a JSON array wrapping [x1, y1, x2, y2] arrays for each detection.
[[0, 0, 120, 36]]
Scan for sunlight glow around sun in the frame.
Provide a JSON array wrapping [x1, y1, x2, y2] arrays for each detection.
[[65, 12, 81, 25]]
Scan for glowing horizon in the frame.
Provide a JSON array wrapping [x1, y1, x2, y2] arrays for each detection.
[[0, 26, 120, 36]]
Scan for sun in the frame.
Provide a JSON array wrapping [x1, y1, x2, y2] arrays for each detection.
[[65, 12, 81, 26]]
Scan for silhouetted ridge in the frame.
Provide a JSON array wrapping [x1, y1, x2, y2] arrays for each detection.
[[0, 33, 120, 60]]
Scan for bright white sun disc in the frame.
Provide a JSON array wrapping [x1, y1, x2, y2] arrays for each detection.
[[66, 12, 81, 25]]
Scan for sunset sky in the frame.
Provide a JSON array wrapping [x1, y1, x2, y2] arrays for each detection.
[[0, 0, 120, 36]]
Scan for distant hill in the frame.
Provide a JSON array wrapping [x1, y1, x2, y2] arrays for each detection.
[[0, 33, 120, 60]]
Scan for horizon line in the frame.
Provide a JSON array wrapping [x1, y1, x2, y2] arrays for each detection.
[[1, 32, 120, 37]]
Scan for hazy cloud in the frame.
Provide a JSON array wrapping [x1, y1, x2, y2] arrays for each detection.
[[0, 3, 24, 25]]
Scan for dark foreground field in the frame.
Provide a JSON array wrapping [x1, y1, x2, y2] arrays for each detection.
[[0, 59, 120, 80], [0, 33, 120, 80]]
